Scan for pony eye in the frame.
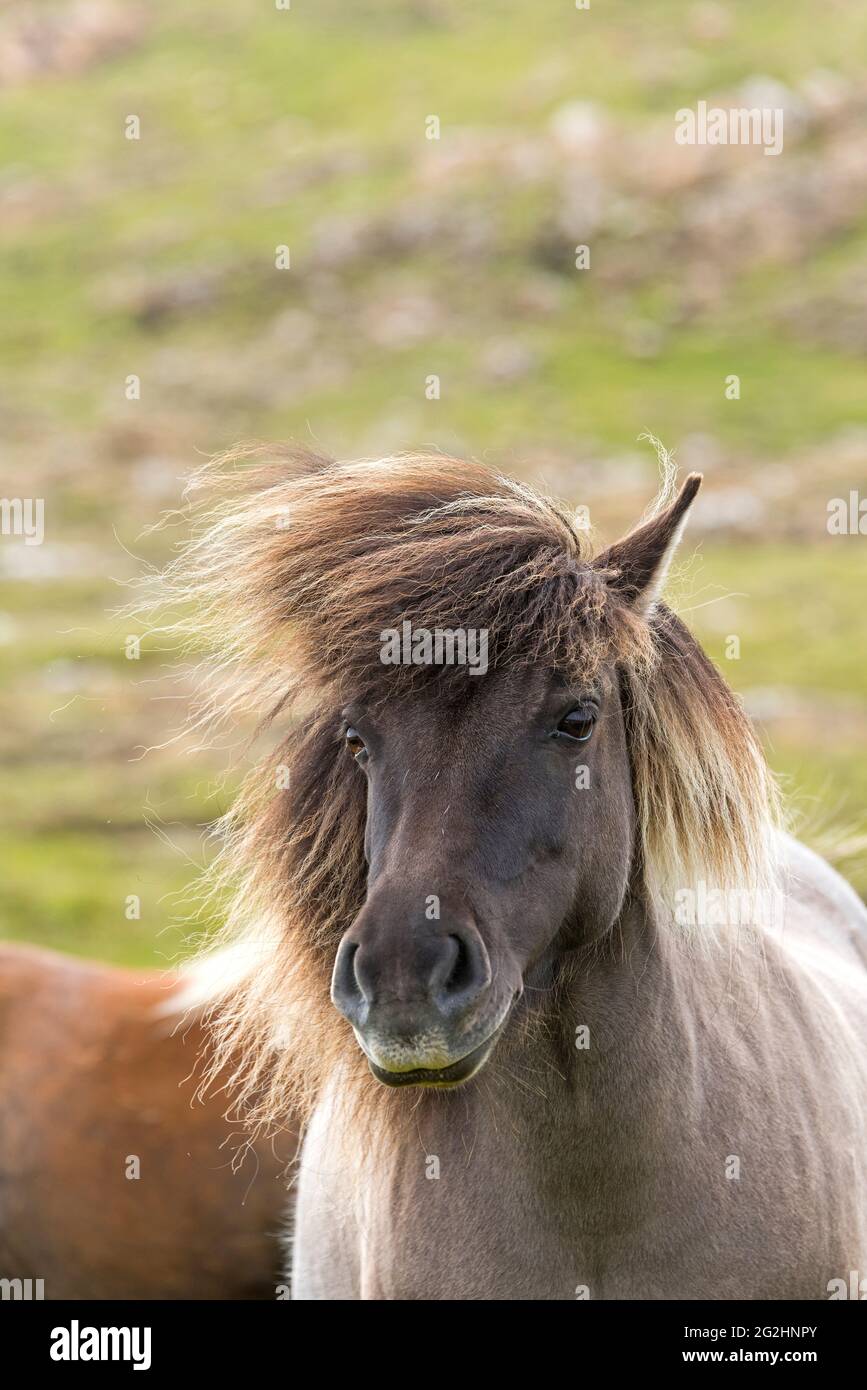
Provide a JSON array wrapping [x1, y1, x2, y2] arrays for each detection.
[[345, 726, 366, 757], [556, 709, 596, 742]]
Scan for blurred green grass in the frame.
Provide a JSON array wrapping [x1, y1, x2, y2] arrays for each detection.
[[1, 0, 865, 966]]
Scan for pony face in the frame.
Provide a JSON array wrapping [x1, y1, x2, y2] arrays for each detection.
[[159, 448, 783, 1126], [330, 662, 636, 1086]]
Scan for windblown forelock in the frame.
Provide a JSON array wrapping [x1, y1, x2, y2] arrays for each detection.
[[249, 456, 630, 697], [165, 447, 642, 716], [138, 445, 780, 1143]]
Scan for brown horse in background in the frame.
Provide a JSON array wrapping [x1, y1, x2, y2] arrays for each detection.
[[0, 943, 295, 1299]]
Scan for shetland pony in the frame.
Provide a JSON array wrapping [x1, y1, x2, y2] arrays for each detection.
[[152, 447, 867, 1299]]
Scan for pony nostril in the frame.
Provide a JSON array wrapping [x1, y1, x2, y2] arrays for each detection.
[[347, 942, 361, 991], [434, 929, 490, 1012], [333, 916, 491, 1024], [443, 933, 471, 995], [331, 938, 367, 1022]]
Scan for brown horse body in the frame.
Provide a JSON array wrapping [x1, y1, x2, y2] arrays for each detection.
[[0, 943, 294, 1299]]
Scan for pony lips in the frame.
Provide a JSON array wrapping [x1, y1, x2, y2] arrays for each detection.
[[354, 1017, 509, 1087], [366, 1035, 498, 1087]]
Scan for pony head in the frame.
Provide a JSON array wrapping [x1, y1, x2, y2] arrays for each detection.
[[149, 448, 778, 1119]]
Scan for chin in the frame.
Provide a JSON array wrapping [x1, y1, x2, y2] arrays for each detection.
[[361, 1019, 508, 1089]]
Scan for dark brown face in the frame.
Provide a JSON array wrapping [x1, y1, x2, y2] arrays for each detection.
[[330, 664, 637, 1087]]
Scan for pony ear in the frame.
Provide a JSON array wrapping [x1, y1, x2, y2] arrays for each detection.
[[594, 472, 702, 613]]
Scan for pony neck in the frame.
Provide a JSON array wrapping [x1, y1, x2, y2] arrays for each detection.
[[511, 896, 701, 1119]]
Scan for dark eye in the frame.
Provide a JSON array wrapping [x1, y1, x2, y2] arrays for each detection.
[[556, 709, 596, 742], [345, 726, 366, 758]]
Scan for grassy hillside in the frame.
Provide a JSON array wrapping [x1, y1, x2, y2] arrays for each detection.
[[1, 0, 866, 965]]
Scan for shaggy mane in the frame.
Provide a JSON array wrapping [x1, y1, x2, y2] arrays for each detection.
[[140, 445, 781, 1133]]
